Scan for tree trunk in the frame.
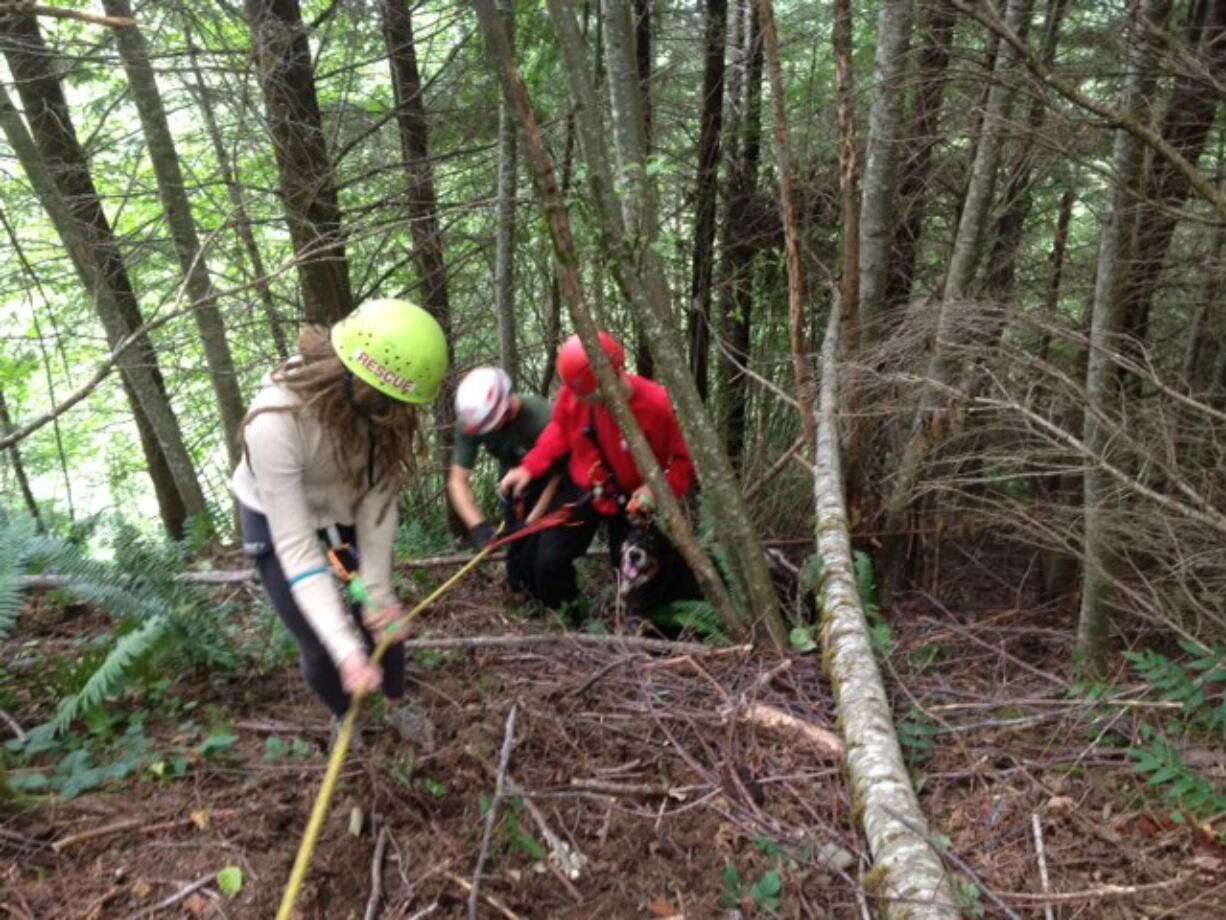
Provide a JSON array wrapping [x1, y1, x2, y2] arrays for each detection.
[[982, 0, 1071, 302], [184, 25, 289, 360], [859, 0, 915, 343], [686, 0, 727, 401], [473, 0, 749, 640], [0, 17, 205, 537], [881, 0, 1031, 588], [758, 0, 817, 455], [833, 0, 861, 356], [1079, 0, 1171, 671], [381, 0, 457, 485], [539, 108, 578, 396], [884, 1, 956, 316], [1120, 0, 1226, 385], [717, 0, 764, 469], [546, 0, 788, 646], [0, 389, 42, 528], [102, 0, 245, 469], [815, 308, 957, 920], [602, 0, 656, 381], [245, 0, 353, 325], [494, 0, 519, 382]]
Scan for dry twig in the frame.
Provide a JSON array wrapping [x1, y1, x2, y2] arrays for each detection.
[[363, 823, 389, 920], [469, 704, 518, 920]]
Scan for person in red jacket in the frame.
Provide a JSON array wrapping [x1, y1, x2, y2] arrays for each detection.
[[499, 331, 696, 609]]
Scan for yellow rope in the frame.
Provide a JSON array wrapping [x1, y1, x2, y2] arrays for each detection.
[[275, 537, 502, 920]]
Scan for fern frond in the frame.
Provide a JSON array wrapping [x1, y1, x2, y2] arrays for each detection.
[[0, 546, 29, 642], [53, 615, 169, 733]]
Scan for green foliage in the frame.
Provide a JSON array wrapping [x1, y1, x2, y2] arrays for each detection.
[[896, 707, 938, 770], [720, 859, 784, 914], [642, 600, 730, 646], [216, 866, 243, 898], [1115, 643, 1226, 817]]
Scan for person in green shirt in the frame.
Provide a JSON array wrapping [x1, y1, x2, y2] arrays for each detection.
[[449, 367, 561, 599]]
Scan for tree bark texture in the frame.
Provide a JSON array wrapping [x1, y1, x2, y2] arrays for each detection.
[[102, 0, 245, 469], [859, 0, 915, 343], [0, 17, 205, 536], [815, 307, 957, 920], [686, 0, 727, 401], [717, 0, 764, 469], [601, 0, 656, 381], [880, 0, 1031, 585], [381, 0, 457, 484], [246, 0, 354, 326], [548, 0, 788, 645], [472, 0, 747, 639], [757, 0, 817, 456], [494, 0, 519, 382], [833, 0, 861, 355], [1121, 0, 1226, 373], [1079, 0, 1171, 670]]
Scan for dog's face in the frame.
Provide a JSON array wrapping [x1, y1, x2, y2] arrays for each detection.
[[619, 525, 664, 595]]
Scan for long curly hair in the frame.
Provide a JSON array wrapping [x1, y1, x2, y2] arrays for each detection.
[[245, 326, 425, 499]]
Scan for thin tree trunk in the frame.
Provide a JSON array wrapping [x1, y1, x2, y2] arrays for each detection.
[[539, 109, 578, 396], [881, 0, 1031, 588], [473, 0, 750, 640], [494, 0, 519, 382], [859, 0, 915, 343], [686, 0, 727, 401], [546, 0, 788, 645], [718, 0, 764, 469], [815, 308, 957, 920], [102, 0, 245, 468], [184, 25, 289, 360], [884, 1, 955, 316], [833, 0, 860, 356], [0, 389, 43, 528], [602, 0, 656, 381], [1079, 0, 1171, 671], [0, 17, 206, 536], [245, 0, 354, 325], [1121, 0, 1226, 385], [758, 0, 817, 455], [381, 0, 457, 482]]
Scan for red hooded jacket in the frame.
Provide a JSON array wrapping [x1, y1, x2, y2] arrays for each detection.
[[521, 374, 696, 515]]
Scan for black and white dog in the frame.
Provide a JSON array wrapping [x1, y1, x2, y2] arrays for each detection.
[[618, 523, 814, 627]]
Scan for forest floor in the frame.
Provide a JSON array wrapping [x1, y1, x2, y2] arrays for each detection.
[[2, 543, 1223, 918]]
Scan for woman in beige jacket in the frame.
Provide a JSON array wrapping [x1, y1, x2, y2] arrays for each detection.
[[232, 299, 447, 728]]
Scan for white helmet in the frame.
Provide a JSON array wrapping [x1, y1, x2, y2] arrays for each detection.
[[455, 367, 513, 435]]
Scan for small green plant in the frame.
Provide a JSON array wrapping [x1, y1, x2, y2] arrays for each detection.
[[720, 860, 784, 914], [644, 600, 730, 645], [896, 707, 938, 769], [216, 866, 243, 898], [953, 879, 985, 917]]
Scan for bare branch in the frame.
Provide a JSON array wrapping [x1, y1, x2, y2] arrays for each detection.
[[0, 3, 134, 28]]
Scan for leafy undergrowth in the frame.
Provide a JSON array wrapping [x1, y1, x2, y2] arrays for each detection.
[[885, 544, 1226, 919], [2, 564, 858, 918], [2, 543, 1224, 917]]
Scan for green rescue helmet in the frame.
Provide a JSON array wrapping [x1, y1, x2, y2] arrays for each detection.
[[331, 299, 448, 404]]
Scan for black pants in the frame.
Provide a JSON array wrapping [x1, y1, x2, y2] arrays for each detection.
[[239, 504, 405, 717], [514, 478, 629, 609]]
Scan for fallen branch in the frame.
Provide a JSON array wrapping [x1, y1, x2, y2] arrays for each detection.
[[1031, 814, 1053, 920], [363, 823, 389, 920], [446, 873, 522, 920], [1003, 877, 1184, 902], [127, 873, 216, 919], [729, 701, 844, 759], [0, 707, 26, 742], [0, 3, 134, 29], [469, 704, 518, 920], [52, 809, 239, 853]]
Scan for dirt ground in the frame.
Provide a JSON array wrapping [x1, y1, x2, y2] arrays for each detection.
[[2, 544, 1223, 918]]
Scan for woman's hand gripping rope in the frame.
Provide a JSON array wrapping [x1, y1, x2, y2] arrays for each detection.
[[275, 525, 506, 920]]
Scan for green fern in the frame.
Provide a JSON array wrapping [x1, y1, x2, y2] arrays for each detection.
[[644, 600, 731, 646], [0, 513, 243, 735], [1127, 723, 1226, 817]]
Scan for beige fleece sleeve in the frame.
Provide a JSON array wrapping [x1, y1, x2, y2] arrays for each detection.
[[354, 483, 399, 613], [243, 410, 364, 666]]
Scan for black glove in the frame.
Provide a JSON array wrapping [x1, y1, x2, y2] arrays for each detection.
[[469, 522, 496, 550]]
